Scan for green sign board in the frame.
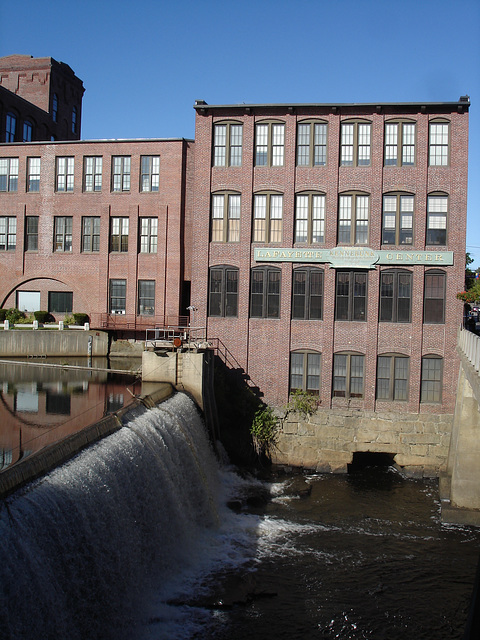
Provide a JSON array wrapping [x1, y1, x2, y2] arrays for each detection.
[[253, 247, 454, 269]]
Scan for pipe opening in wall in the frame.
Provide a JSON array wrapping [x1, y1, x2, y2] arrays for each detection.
[[348, 452, 397, 473]]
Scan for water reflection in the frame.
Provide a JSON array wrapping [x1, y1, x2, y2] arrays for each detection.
[[0, 358, 142, 471]]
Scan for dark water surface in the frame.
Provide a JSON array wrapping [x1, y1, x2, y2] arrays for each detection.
[[198, 468, 480, 640]]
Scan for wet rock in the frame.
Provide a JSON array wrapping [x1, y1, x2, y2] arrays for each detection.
[[285, 476, 312, 498]]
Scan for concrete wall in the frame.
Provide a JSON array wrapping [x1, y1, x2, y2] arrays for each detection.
[[272, 407, 453, 477], [0, 330, 108, 357]]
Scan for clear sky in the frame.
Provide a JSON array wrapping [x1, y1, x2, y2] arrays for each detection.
[[1, 0, 479, 264]]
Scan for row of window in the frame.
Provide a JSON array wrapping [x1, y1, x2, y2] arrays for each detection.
[[4, 99, 77, 142], [290, 351, 443, 404], [208, 266, 446, 324], [213, 120, 450, 168], [0, 155, 159, 193], [211, 192, 449, 246], [0, 216, 158, 254]]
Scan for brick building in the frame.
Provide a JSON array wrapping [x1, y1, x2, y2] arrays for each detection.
[[0, 55, 84, 143], [191, 98, 470, 413], [0, 138, 194, 332]]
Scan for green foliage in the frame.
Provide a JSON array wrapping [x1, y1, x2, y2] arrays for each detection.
[[286, 389, 319, 419], [73, 313, 89, 325], [250, 406, 279, 459], [63, 314, 74, 325], [34, 310, 51, 323], [457, 279, 480, 304], [6, 308, 25, 324]]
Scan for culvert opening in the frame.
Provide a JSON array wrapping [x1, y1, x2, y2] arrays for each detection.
[[348, 452, 397, 473]]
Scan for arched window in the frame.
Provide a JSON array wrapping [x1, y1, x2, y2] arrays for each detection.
[[292, 267, 323, 320], [296, 120, 327, 166], [382, 193, 414, 245], [376, 354, 409, 400], [253, 192, 283, 243], [338, 192, 369, 245], [290, 351, 321, 395], [213, 121, 243, 167], [379, 269, 412, 323], [255, 120, 285, 167], [429, 119, 450, 166], [340, 120, 371, 166], [208, 265, 239, 317], [421, 355, 443, 403], [294, 192, 325, 244], [384, 120, 416, 166], [424, 270, 446, 324], [72, 106, 77, 134], [23, 121, 33, 142], [250, 266, 281, 318], [52, 94, 58, 122], [5, 113, 16, 142], [333, 352, 365, 398], [211, 192, 241, 242]]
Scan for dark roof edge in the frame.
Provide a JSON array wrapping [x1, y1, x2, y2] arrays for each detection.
[[193, 98, 470, 111], [0, 137, 195, 146]]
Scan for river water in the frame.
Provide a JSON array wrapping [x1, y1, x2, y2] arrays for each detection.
[[0, 392, 478, 639]]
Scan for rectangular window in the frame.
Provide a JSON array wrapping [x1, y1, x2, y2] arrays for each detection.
[[290, 352, 321, 395], [82, 217, 100, 252], [27, 157, 41, 192], [140, 156, 160, 192], [48, 291, 73, 313], [213, 123, 243, 167], [138, 280, 155, 315], [109, 279, 126, 313], [335, 271, 367, 321], [376, 355, 409, 401], [211, 194, 241, 242], [382, 195, 414, 245], [25, 216, 38, 251], [424, 272, 445, 324], [340, 122, 371, 167], [379, 271, 412, 323], [23, 121, 33, 142], [84, 156, 102, 192], [112, 156, 131, 192], [208, 267, 239, 317], [110, 217, 129, 252], [0, 158, 19, 192], [385, 122, 415, 166], [297, 122, 327, 166], [295, 193, 325, 244], [56, 157, 74, 192], [421, 357, 443, 403], [338, 194, 369, 245], [255, 123, 285, 167], [427, 195, 447, 245], [333, 354, 365, 398], [253, 194, 283, 243], [5, 114, 16, 142], [139, 217, 158, 253], [250, 268, 280, 318], [292, 268, 323, 320], [429, 122, 449, 166], [0, 217, 16, 251], [54, 217, 73, 252]]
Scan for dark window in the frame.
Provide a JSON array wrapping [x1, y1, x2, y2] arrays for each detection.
[[52, 94, 58, 122], [208, 266, 238, 317], [379, 270, 412, 322], [292, 268, 323, 320], [5, 113, 16, 142], [23, 121, 33, 142], [48, 291, 73, 313], [335, 271, 367, 321], [82, 217, 100, 252], [333, 353, 365, 398], [424, 271, 445, 324], [421, 356, 443, 403], [376, 355, 409, 401], [72, 106, 77, 134], [290, 351, 321, 395], [109, 279, 126, 313], [138, 280, 155, 315], [25, 216, 38, 251], [46, 392, 70, 415], [250, 267, 281, 318]]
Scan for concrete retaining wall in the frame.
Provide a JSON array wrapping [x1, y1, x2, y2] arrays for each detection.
[[272, 408, 454, 477], [0, 383, 173, 499], [142, 350, 204, 409], [0, 330, 109, 357]]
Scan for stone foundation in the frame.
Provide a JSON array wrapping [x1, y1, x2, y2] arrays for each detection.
[[272, 408, 454, 478]]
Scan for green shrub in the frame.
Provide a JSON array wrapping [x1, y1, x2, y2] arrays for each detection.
[[73, 313, 89, 325], [286, 389, 319, 419], [34, 310, 51, 323], [63, 314, 74, 325], [0, 309, 6, 322], [6, 308, 25, 324], [250, 406, 279, 459]]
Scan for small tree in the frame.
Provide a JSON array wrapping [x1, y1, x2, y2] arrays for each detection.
[[250, 406, 280, 459]]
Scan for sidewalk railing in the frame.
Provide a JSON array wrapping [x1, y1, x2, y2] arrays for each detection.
[[458, 325, 480, 374]]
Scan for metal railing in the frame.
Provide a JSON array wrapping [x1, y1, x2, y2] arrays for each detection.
[[458, 325, 480, 374]]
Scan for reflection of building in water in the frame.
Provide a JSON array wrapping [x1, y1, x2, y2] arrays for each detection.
[[0, 362, 140, 469]]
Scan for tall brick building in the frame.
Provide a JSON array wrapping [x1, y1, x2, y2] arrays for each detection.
[[192, 98, 469, 413], [0, 54, 470, 415], [0, 55, 84, 142]]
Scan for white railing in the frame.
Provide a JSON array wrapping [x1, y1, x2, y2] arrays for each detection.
[[0, 321, 90, 331], [458, 326, 480, 374]]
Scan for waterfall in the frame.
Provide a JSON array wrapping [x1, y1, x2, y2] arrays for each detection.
[[0, 393, 236, 640]]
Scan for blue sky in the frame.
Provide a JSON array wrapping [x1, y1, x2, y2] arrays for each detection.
[[1, 0, 479, 265]]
